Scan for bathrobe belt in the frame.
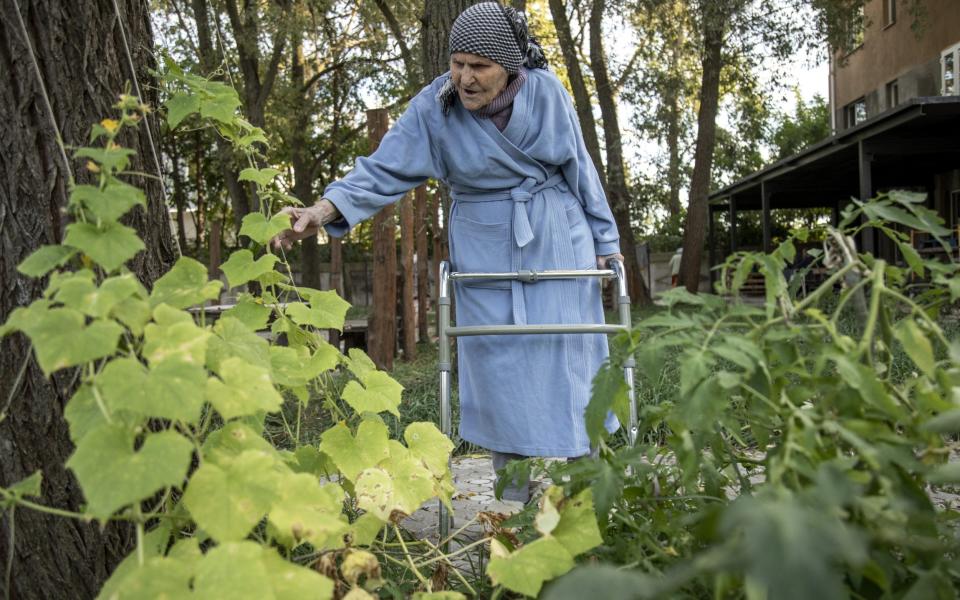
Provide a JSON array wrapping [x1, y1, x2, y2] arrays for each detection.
[[452, 172, 568, 324]]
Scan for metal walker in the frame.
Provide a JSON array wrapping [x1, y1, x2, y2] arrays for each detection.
[[435, 259, 637, 541]]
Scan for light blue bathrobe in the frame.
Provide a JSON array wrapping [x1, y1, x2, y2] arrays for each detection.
[[324, 68, 620, 457]]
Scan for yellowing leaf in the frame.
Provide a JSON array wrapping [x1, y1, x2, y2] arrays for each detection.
[[150, 256, 222, 309], [268, 472, 349, 550], [342, 371, 403, 417], [319, 420, 390, 482], [221, 250, 280, 289], [487, 536, 574, 597], [206, 357, 283, 420]]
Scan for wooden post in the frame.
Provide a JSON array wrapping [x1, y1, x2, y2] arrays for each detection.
[[209, 220, 222, 280], [761, 181, 772, 254], [415, 185, 430, 341], [400, 191, 417, 360], [367, 108, 396, 370]]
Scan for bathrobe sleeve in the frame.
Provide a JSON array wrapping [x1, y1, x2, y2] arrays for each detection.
[[554, 81, 621, 257], [322, 96, 442, 238]]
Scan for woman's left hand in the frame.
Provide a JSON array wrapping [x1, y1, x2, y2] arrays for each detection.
[[596, 253, 625, 269]]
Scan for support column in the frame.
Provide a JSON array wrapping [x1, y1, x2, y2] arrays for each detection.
[[708, 205, 717, 288], [858, 140, 876, 255], [761, 181, 772, 254], [729, 196, 738, 254]]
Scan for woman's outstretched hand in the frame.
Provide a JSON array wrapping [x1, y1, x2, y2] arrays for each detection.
[[596, 253, 625, 269], [271, 199, 340, 251]]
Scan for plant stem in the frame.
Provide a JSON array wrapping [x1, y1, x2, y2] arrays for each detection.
[[392, 524, 430, 588], [4, 507, 14, 598]]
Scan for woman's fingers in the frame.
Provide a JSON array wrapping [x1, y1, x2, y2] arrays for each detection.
[[293, 210, 314, 233]]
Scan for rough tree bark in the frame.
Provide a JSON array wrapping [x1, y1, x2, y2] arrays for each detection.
[[367, 109, 397, 370], [589, 0, 651, 305], [0, 1, 176, 598], [679, 0, 727, 292]]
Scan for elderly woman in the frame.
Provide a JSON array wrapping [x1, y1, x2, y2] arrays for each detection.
[[274, 2, 622, 502]]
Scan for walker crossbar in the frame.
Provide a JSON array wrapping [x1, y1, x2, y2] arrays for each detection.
[[434, 259, 638, 546]]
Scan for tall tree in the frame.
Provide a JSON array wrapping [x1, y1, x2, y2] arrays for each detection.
[[589, 0, 650, 304], [0, 1, 175, 598]]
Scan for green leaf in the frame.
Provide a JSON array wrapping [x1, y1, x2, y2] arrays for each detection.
[[223, 294, 272, 330], [487, 537, 574, 598], [64, 221, 145, 273], [74, 146, 136, 172], [238, 167, 282, 188], [95, 554, 193, 600], [285, 290, 351, 331], [240, 212, 291, 245], [541, 566, 661, 600], [142, 305, 211, 366], [202, 422, 274, 466], [404, 422, 453, 478], [927, 463, 960, 484], [549, 488, 604, 557], [221, 250, 280, 289], [164, 93, 201, 128], [2, 471, 43, 508], [150, 257, 223, 308], [54, 273, 143, 319], [17, 245, 77, 277], [16, 307, 122, 375], [267, 471, 349, 550], [183, 450, 278, 542], [112, 296, 152, 336], [262, 547, 336, 599], [193, 542, 273, 598], [341, 371, 403, 417], [67, 426, 193, 520], [922, 409, 960, 434], [346, 348, 377, 379], [206, 357, 283, 420], [144, 360, 207, 423], [206, 316, 272, 374], [585, 361, 628, 445], [897, 241, 925, 276], [199, 89, 241, 124], [412, 593, 467, 600], [356, 446, 435, 520], [70, 181, 145, 222], [319, 420, 390, 482], [349, 512, 385, 547], [894, 320, 936, 378], [270, 343, 337, 388]]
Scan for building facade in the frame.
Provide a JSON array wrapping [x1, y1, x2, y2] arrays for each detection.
[[831, 0, 960, 131]]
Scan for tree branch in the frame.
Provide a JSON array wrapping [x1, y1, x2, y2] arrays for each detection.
[[258, 30, 287, 112], [372, 0, 417, 85]]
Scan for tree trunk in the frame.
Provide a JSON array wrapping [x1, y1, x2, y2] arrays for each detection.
[[666, 65, 683, 218], [367, 109, 396, 370], [400, 193, 416, 360], [679, 1, 726, 292], [548, 0, 606, 185], [415, 185, 430, 341], [0, 1, 175, 598], [588, 0, 650, 305]]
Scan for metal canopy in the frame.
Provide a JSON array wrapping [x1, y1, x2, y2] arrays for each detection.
[[707, 96, 960, 258]]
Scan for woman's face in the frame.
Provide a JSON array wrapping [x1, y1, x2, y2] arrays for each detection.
[[450, 52, 508, 111]]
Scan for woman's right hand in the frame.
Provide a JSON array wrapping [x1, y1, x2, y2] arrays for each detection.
[[271, 199, 340, 251]]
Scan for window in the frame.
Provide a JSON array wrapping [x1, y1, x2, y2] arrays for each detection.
[[886, 79, 899, 108], [883, 0, 897, 27], [841, 4, 865, 53], [843, 98, 867, 128], [944, 43, 960, 95]]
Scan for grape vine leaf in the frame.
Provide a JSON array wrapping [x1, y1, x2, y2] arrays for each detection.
[[142, 305, 211, 366], [546, 487, 604, 557], [13, 307, 122, 375], [202, 421, 275, 465], [486, 537, 574, 598], [319, 420, 390, 482], [341, 371, 403, 417], [346, 348, 377, 380], [240, 212, 290, 245], [221, 250, 280, 289], [17, 245, 77, 277], [183, 450, 278, 542], [285, 290, 350, 331], [70, 181, 145, 222], [223, 294, 273, 331], [356, 446, 435, 519], [192, 541, 335, 600], [64, 221, 145, 273], [206, 316, 272, 374], [206, 357, 283, 420], [150, 256, 223, 309], [164, 93, 200, 128], [404, 423, 453, 478], [238, 167, 281, 188], [67, 425, 193, 520], [199, 88, 241, 125], [270, 344, 336, 388], [267, 471, 349, 550]]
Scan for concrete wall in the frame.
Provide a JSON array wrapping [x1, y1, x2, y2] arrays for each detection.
[[834, 0, 960, 126]]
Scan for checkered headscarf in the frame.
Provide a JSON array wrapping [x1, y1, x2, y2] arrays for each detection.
[[439, 2, 548, 114]]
